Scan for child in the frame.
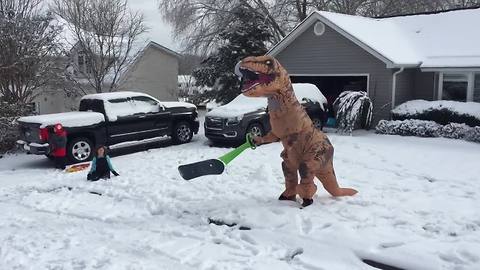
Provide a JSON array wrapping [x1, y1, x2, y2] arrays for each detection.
[[87, 146, 119, 181], [49, 124, 67, 170]]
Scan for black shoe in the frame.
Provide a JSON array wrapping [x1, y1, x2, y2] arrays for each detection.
[[278, 194, 296, 201], [302, 198, 313, 207]]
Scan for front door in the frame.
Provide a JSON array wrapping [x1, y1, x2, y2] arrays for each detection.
[[131, 96, 172, 139], [105, 97, 154, 144]]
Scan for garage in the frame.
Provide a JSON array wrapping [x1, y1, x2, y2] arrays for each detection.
[[290, 75, 369, 117]]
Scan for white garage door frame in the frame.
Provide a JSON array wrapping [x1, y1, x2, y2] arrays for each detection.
[[289, 73, 371, 95]]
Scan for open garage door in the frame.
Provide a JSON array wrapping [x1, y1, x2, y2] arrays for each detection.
[[290, 75, 368, 117]]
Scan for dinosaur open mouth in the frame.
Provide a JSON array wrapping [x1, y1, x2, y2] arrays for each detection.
[[237, 67, 274, 93]]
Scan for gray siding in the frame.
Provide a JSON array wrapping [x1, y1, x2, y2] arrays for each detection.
[[394, 69, 436, 107], [395, 69, 414, 106], [275, 23, 393, 122], [119, 46, 179, 101]]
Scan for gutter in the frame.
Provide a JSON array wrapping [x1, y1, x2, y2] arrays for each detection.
[[391, 67, 405, 110]]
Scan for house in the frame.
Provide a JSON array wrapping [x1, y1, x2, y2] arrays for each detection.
[[267, 7, 480, 122], [34, 41, 180, 114], [117, 41, 181, 101]]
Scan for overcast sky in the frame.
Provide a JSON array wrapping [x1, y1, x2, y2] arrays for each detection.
[[127, 0, 178, 52]]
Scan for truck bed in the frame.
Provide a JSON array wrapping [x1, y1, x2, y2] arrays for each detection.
[[17, 112, 105, 128]]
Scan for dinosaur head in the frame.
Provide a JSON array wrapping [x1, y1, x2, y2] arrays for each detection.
[[235, 56, 290, 97]]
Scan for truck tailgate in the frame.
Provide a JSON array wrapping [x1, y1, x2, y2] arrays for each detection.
[[18, 122, 42, 144]]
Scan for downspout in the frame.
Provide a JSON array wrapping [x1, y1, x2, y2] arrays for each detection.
[[391, 67, 405, 110]]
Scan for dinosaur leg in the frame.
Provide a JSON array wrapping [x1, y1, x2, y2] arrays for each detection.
[[316, 162, 358, 197], [279, 161, 298, 201], [297, 161, 317, 207], [279, 150, 298, 201]]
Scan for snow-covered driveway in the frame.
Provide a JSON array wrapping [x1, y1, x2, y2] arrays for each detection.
[[1, 132, 479, 270]]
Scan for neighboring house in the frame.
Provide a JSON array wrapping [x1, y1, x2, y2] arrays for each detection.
[[117, 41, 180, 101], [34, 41, 180, 114], [267, 7, 480, 122]]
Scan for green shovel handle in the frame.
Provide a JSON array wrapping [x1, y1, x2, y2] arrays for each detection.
[[218, 133, 257, 165]]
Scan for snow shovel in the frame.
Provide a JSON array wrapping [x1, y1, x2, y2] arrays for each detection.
[[178, 133, 256, 180]]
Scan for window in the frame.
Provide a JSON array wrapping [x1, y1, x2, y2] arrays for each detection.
[[131, 96, 160, 114], [77, 53, 86, 74], [79, 99, 104, 113], [438, 72, 480, 102], [314, 22, 325, 36], [475, 73, 480, 102], [77, 51, 92, 75], [104, 98, 136, 121], [441, 73, 468, 102]]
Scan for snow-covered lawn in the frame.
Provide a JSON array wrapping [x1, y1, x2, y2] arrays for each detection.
[[1, 131, 479, 270]]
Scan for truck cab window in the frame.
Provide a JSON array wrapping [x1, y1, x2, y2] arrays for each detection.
[[131, 96, 161, 114], [79, 99, 104, 114]]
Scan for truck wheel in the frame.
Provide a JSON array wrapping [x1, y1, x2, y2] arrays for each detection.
[[67, 137, 94, 164], [311, 117, 323, 130], [172, 121, 193, 144], [247, 122, 264, 137]]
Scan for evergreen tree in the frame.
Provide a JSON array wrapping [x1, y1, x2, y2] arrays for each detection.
[[193, 4, 272, 104]]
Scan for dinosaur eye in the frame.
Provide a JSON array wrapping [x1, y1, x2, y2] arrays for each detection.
[[265, 60, 272, 66]]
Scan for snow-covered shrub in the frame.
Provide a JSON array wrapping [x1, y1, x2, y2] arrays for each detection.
[[0, 102, 34, 153], [376, 119, 480, 144], [392, 100, 480, 127], [465, 126, 480, 143], [376, 119, 442, 137], [440, 123, 472, 139], [333, 91, 373, 134]]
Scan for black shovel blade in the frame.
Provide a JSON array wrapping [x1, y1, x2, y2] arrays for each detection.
[[178, 159, 225, 180]]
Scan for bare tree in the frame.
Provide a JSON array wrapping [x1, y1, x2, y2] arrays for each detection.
[[158, 0, 294, 54], [0, 0, 63, 103], [52, 0, 147, 93], [362, 0, 480, 17]]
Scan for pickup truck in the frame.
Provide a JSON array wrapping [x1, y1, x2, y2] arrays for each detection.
[[17, 91, 199, 164]]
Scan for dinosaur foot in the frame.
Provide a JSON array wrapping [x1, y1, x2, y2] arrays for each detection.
[[301, 198, 313, 208], [278, 194, 296, 201]]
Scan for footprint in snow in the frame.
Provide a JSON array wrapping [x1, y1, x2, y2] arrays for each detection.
[[296, 214, 313, 235], [379, 242, 405, 249]]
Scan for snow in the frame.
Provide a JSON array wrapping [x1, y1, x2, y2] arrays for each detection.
[[81, 91, 157, 102], [392, 99, 480, 120], [292, 83, 328, 110], [1, 126, 480, 269], [17, 112, 105, 128], [206, 83, 327, 118], [162, 102, 197, 109], [317, 8, 480, 67], [206, 95, 267, 118]]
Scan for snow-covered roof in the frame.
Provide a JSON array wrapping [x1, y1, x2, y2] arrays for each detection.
[[81, 91, 157, 101], [268, 8, 480, 69]]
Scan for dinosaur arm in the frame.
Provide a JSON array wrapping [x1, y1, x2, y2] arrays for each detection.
[[255, 131, 280, 145]]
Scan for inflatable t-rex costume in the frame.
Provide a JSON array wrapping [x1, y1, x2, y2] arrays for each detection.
[[235, 56, 358, 207]]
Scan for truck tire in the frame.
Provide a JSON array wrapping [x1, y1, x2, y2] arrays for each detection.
[[311, 117, 323, 130], [172, 121, 193, 144], [67, 137, 94, 164], [246, 122, 264, 138]]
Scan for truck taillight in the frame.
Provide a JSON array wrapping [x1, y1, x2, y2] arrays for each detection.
[[39, 128, 49, 141]]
